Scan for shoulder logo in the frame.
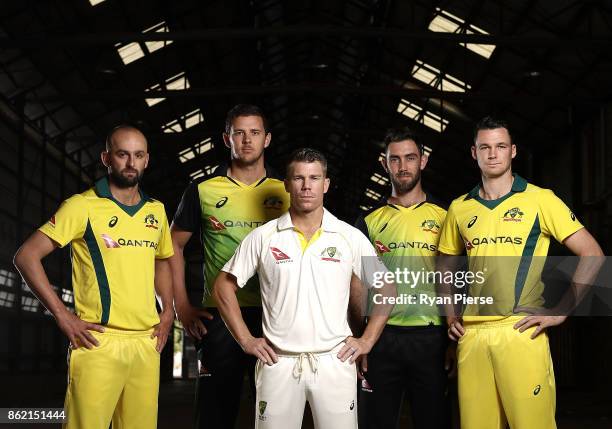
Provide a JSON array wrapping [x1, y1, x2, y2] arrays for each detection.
[[208, 216, 226, 231], [48, 215, 56, 227], [350, 400, 355, 411], [101, 234, 120, 248], [270, 247, 291, 262], [108, 216, 118, 228], [216, 197, 228, 208], [144, 214, 159, 229], [374, 240, 391, 254], [467, 216, 477, 228], [570, 211, 576, 222], [503, 207, 524, 222], [379, 222, 388, 233], [421, 219, 440, 234], [264, 196, 284, 210], [533, 385, 541, 396]]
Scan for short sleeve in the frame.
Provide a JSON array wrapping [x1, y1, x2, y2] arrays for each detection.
[[172, 181, 201, 232], [539, 190, 584, 243], [38, 195, 88, 247], [437, 201, 465, 255], [351, 230, 389, 289], [156, 208, 175, 259], [221, 230, 261, 287]]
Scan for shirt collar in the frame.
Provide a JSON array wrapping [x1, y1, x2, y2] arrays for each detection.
[[94, 176, 149, 201], [465, 173, 527, 201], [277, 207, 340, 233]]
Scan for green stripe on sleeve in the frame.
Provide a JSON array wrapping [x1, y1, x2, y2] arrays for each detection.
[[83, 220, 111, 325]]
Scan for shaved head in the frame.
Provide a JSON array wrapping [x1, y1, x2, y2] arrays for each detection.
[[105, 125, 148, 152]]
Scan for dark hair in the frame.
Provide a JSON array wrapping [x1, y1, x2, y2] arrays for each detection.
[[286, 148, 328, 177], [383, 127, 423, 154], [105, 124, 146, 151], [473, 116, 512, 144], [225, 104, 269, 134]]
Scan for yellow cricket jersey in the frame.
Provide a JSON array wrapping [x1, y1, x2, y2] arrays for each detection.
[[438, 174, 583, 320], [39, 177, 174, 331], [356, 198, 447, 326], [173, 165, 289, 307]]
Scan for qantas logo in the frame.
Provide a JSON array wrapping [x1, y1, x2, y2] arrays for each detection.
[[101, 234, 120, 248], [374, 240, 391, 254], [208, 216, 226, 231], [270, 247, 291, 262]]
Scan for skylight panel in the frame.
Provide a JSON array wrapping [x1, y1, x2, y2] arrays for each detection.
[[89, 0, 106, 5], [360, 205, 372, 211], [178, 138, 213, 163], [143, 21, 173, 53], [428, 8, 496, 59], [365, 188, 382, 201], [0, 291, 14, 308], [145, 72, 191, 107], [411, 59, 470, 92], [0, 268, 16, 287], [162, 108, 204, 133], [116, 42, 145, 65], [190, 169, 204, 180], [371, 173, 389, 185], [21, 295, 39, 312], [423, 145, 433, 157], [397, 99, 449, 133]]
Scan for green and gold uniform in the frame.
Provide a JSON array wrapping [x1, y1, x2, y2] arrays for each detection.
[[438, 174, 583, 429], [357, 198, 450, 429], [173, 165, 289, 429], [39, 177, 174, 429]]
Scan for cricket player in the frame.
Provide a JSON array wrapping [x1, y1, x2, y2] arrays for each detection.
[[169, 104, 289, 428], [13, 125, 174, 429], [356, 127, 452, 429], [438, 116, 603, 429], [213, 148, 393, 429]]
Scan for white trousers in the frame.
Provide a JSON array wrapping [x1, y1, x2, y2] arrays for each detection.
[[254, 346, 358, 429]]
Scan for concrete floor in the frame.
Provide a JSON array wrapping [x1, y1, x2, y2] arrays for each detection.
[[1, 375, 610, 428]]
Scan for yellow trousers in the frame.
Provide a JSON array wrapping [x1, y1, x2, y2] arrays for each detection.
[[457, 317, 556, 429], [63, 328, 160, 429]]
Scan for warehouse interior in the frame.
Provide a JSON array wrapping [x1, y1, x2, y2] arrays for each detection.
[[0, 0, 611, 428]]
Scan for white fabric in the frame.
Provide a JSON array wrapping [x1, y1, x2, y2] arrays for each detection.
[[222, 208, 387, 353], [254, 346, 358, 429]]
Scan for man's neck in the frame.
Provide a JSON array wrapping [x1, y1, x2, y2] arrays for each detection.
[[480, 170, 514, 200], [228, 158, 266, 186], [388, 183, 426, 208], [108, 179, 141, 206], [290, 206, 324, 238]]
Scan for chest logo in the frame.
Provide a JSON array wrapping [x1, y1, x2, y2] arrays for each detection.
[[144, 214, 159, 229], [101, 234, 120, 248], [208, 216, 226, 231], [321, 246, 341, 262], [467, 216, 477, 228], [264, 196, 284, 210], [109, 216, 118, 228], [374, 240, 391, 254], [216, 197, 228, 208], [503, 207, 524, 222], [270, 247, 291, 262], [421, 219, 440, 234]]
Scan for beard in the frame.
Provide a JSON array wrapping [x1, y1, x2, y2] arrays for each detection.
[[109, 168, 143, 188], [391, 169, 421, 194]]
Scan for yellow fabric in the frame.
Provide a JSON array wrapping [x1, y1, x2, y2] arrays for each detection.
[[362, 202, 446, 326], [38, 180, 174, 330], [195, 175, 290, 307], [457, 317, 556, 429], [294, 228, 323, 253], [63, 329, 160, 429], [437, 178, 583, 321]]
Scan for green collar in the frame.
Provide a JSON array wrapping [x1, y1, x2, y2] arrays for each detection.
[[94, 177, 149, 216], [465, 173, 528, 210]]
